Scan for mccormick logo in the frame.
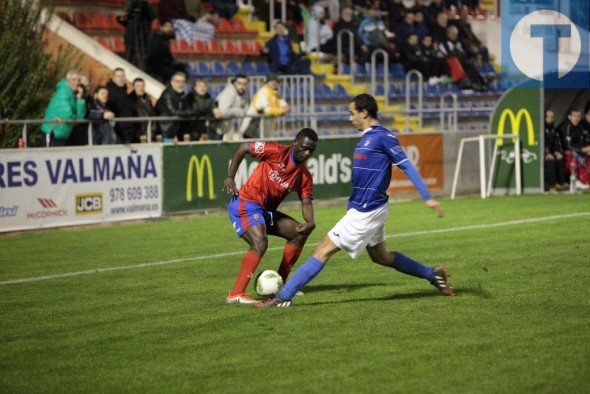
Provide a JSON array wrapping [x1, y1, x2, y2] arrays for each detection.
[[38, 198, 58, 208], [0, 206, 18, 217], [27, 198, 68, 219]]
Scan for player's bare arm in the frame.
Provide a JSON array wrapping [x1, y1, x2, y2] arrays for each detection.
[[426, 199, 444, 217], [296, 199, 316, 235], [222, 142, 251, 195]]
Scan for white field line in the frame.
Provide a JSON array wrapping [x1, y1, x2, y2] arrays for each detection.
[[1, 211, 589, 286]]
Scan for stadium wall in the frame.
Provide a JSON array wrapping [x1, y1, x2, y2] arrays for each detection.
[[0, 133, 485, 232]]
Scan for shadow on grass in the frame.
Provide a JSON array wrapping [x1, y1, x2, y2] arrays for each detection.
[[299, 285, 493, 306], [303, 282, 391, 292]]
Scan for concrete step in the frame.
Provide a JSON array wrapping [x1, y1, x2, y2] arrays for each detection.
[[311, 63, 333, 75]]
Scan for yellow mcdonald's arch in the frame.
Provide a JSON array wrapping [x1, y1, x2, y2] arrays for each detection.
[[186, 154, 216, 201], [497, 108, 536, 147]]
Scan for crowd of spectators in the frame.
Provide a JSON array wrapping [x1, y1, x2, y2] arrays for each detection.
[[42, 68, 288, 145], [544, 106, 590, 192]]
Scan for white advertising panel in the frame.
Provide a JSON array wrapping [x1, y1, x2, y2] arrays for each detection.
[[0, 145, 162, 232]]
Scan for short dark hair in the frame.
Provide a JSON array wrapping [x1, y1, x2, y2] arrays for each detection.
[[132, 78, 144, 84], [94, 85, 108, 95], [351, 94, 378, 119], [567, 107, 580, 116], [113, 67, 124, 74], [296, 128, 318, 142], [232, 74, 248, 83]]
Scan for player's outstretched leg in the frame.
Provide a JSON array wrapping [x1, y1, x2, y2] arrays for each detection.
[[254, 256, 325, 308]]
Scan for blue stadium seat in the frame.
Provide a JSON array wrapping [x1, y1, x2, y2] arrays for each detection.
[[353, 63, 368, 77], [333, 84, 349, 98], [227, 61, 240, 75], [391, 63, 406, 78], [241, 62, 257, 75], [211, 61, 226, 77], [256, 62, 270, 74], [195, 62, 212, 77]]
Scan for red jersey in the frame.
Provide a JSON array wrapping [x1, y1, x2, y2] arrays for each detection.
[[238, 141, 313, 211]]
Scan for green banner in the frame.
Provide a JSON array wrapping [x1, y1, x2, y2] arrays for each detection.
[[163, 139, 358, 213], [489, 87, 543, 192]]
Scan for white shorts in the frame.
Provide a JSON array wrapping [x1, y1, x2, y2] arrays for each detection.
[[327, 203, 389, 259]]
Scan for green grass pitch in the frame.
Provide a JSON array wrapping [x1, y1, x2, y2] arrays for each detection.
[[1, 194, 589, 393]]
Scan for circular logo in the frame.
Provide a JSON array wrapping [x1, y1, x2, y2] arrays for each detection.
[[509, 10, 581, 80]]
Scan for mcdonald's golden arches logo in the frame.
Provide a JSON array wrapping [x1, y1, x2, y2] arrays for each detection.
[[186, 154, 216, 201], [497, 108, 536, 147]]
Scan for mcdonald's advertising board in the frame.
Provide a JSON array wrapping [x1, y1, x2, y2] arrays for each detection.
[[490, 87, 543, 193], [163, 135, 444, 214]]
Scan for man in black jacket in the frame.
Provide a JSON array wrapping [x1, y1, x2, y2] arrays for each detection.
[[155, 72, 194, 142], [106, 68, 137, 143], [188, 79, 221, 141]]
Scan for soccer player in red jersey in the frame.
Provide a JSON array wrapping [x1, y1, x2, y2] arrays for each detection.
[[222, 128, 319, 304]]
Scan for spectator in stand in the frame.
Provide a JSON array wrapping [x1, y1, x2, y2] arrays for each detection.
[[427, 0, 446, 28], [215, 74, 250, 140], [560, 107, 590, 189], [240, 73, 289, 139], [456, 8, 489, 64], [128, 78, 156, 140], [307, 5, 334, 55], [208, 0, 238, 20], [87, 86, 117, 145], [430, 11, 449, 44], [147, 20, 186, 83], [438, 25, 486, 90], [358, 5, 398, 64], [386, 0, 408, 29], [67, 74, 92, 146], [543, 109, 566, 192], [403, 33, 445, 83], [188, 79, 222, 141], [329, 6, 370, 64], [41, 70, 86, 147], [106, 68, 137, 143], [413, 10, 430, 41], [155, 71, 194, 142], [261, 21, 312, 75], [394, 11, 415, 51], [117, 0, 156, 70], [311, 0, 340, 21], [420, 34, 449, 82], [157, 0, 217, 43]]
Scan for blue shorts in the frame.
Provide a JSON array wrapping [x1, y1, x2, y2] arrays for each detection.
[[227, 196, 282, 238]]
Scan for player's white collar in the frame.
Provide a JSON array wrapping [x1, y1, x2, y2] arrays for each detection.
[[362, 123, 380, 135]]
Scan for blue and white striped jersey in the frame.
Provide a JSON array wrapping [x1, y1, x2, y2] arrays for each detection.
[[348, 124, 431, 212]]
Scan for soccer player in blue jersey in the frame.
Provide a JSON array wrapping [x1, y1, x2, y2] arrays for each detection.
[[254, 94, 453, 308]]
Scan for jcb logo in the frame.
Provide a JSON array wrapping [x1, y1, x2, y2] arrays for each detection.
[[497, 108, 536, 147], [186, 155, 216, 201], [76, 193, 103, 215]]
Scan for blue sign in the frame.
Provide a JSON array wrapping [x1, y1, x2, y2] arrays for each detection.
[[502, 0, 590, 88]]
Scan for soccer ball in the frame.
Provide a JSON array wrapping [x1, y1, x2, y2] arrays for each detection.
[[255, 270, 284, 296]]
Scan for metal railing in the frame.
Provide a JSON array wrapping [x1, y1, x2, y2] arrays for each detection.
[[336, 29, 355, 85], [405, 70, 424, 132], [440, 92, 458, 132], [370, 49, 389, 107]]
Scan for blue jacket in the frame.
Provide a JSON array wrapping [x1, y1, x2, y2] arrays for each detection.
[[264, 35, 302, 73]]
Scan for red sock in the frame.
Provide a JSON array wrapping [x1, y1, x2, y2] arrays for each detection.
[[278, 243, 303, 282], [229, 251, 261, 296]]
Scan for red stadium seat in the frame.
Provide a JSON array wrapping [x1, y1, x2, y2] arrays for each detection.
[[171, 39, 194, 54], [230, 18, 255, 34], [207, 40, 224, 55], [74, 12, 94, 30], [93, 36, 112, 51], [90, 13, 110, 30], [112, 36, 125, 54], [193, 40, 209, 54], [216, 17, 233, 33], [107, 13, 125, 31], [223, 40, 239, 55], [151, 19, 161, 31]]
